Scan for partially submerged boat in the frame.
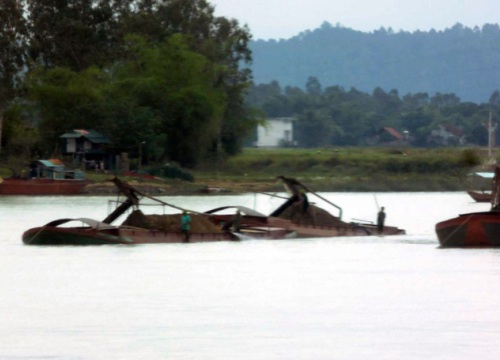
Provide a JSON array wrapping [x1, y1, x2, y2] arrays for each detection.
[[436, 166, 500, 247], [22, 178, 295, 245], [466, 190, 492, 203], [267, 176, 405, 237], [0, 159, 89, 195], [465, 170, 494, 203], [22, 176, 406, 246]]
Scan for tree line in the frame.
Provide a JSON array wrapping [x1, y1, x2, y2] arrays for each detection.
[[0, 0, 257, 168], [250, 22, 500, 103], [3, 1, 498, 169], [245, 78, 500, 147]]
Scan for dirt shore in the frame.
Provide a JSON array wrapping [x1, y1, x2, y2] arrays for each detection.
[[83, 179, 280, 196]]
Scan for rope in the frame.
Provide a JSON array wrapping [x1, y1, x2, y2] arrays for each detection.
[[24, 225, 48, 245], [440, 214, 473, 247]]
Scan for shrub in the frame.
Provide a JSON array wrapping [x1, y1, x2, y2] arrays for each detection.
[[458, 149, 481, 167], [149, 163, 194, 182]]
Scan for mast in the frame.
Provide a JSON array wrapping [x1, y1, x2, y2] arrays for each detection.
[[273, 176, 343, 219], [102, 178, 140, 224], [491, 166, 500, 211], [487, 110, 496, 159], [102, 177, 198, 224]]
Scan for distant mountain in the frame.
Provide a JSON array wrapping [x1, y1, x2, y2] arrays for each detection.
[[249, 22, 500, 103]]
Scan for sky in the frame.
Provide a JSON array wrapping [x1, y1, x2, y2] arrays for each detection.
[[209, 0, 500, 40]]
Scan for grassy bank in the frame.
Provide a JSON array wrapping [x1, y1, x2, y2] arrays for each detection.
[[191, 147, 488, 192], [1, 147, 489, 194]]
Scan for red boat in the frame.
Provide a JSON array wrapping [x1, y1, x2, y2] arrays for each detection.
[[465, 170, 494, 202], [0, 159, 89, 195], [436, 166, 500, 247], [0, 178, 90, 195], [466, 190, 492, 203]]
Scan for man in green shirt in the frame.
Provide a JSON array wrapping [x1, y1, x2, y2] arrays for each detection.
[[181, 211, 191, 242]]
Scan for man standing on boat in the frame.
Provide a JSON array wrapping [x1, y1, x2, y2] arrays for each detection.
[[232, 210, 242, 232], [377, 207, 386, 234], [300, 189, 309, 213], [181, 211, 191, 242]]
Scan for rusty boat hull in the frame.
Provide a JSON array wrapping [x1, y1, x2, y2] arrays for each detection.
[[466, 190, 492, 203], [205, 205, 406, 238], [436, 165, 500, 247], [0, 178, 90, 195], [21, 176, 407, 246], [22, 225, 236, 245], [289, 223, 405, 238], [22, 218, 295, 245], [435, 211, 500, 247]]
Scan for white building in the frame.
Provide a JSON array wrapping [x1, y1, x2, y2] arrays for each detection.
[[255, 117, 295, 147]]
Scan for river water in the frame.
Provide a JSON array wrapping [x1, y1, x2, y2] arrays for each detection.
[[1, 192, 499, 360]]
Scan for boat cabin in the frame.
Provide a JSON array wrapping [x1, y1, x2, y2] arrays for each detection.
[[29, 159, 85, 180]]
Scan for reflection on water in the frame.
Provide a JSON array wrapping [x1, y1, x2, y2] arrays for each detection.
[[0, 192, 499, 359]]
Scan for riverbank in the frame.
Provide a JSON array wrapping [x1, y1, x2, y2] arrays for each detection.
[[84, 147, 490, 195]]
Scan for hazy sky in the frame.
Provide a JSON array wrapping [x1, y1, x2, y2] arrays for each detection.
[[209, 0, 500, 40]]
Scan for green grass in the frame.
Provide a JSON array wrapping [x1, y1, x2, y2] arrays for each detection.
[[1, 147, 490, 193], [191, 147, 489, 192]]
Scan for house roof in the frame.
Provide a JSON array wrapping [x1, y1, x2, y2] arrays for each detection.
[[34, 159, 64, 168], [266, 117, 296, 123], [383, 127, 404, 140], [60, 129, 111, 144], [442, 124, 464, 137]]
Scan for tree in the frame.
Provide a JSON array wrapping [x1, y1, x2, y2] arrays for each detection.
[[111, 34, 225, 166], [306, 76, 322, 96], [114, 0, 255, 157], [489, 90, 500, 107], [27, 34, 225, 167], [295, 109, 338, 147], [0, 0, 27, 154], [22, 0, 255, 164], [27, 0, 119, 71], [2, 104, 40, 160], [26, 66, 109, 155], [431, 92, 461, 108], [372, 87, 402, 113]]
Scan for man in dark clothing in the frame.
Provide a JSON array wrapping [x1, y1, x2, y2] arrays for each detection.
[[232, 210, 242, 232], [300, 189, 309, 213], [377, 207, 386, 234]]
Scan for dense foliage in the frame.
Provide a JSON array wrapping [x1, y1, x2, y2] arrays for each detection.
[[2, 3, 500, 170], [0, 0, 257, 167], [245, 78, 499, 147], [0, 0, 27, 154], [250, 23, 500, 103]]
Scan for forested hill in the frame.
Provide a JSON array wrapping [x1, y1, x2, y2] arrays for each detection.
[[249, 22, 500, 103]]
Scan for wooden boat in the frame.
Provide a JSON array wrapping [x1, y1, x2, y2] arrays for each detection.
[[466, 190, 492, 203], [263, 176, 406, 237], [0, 159, 89, 195], [22, 178, 296, 245], [465, 170, 494, 202], [436, 166, 500, 247], [22, 176, 406, 246], [0, 178, 90, 195], [22, 216, 294, 245], [465, 113, 499, 205]]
